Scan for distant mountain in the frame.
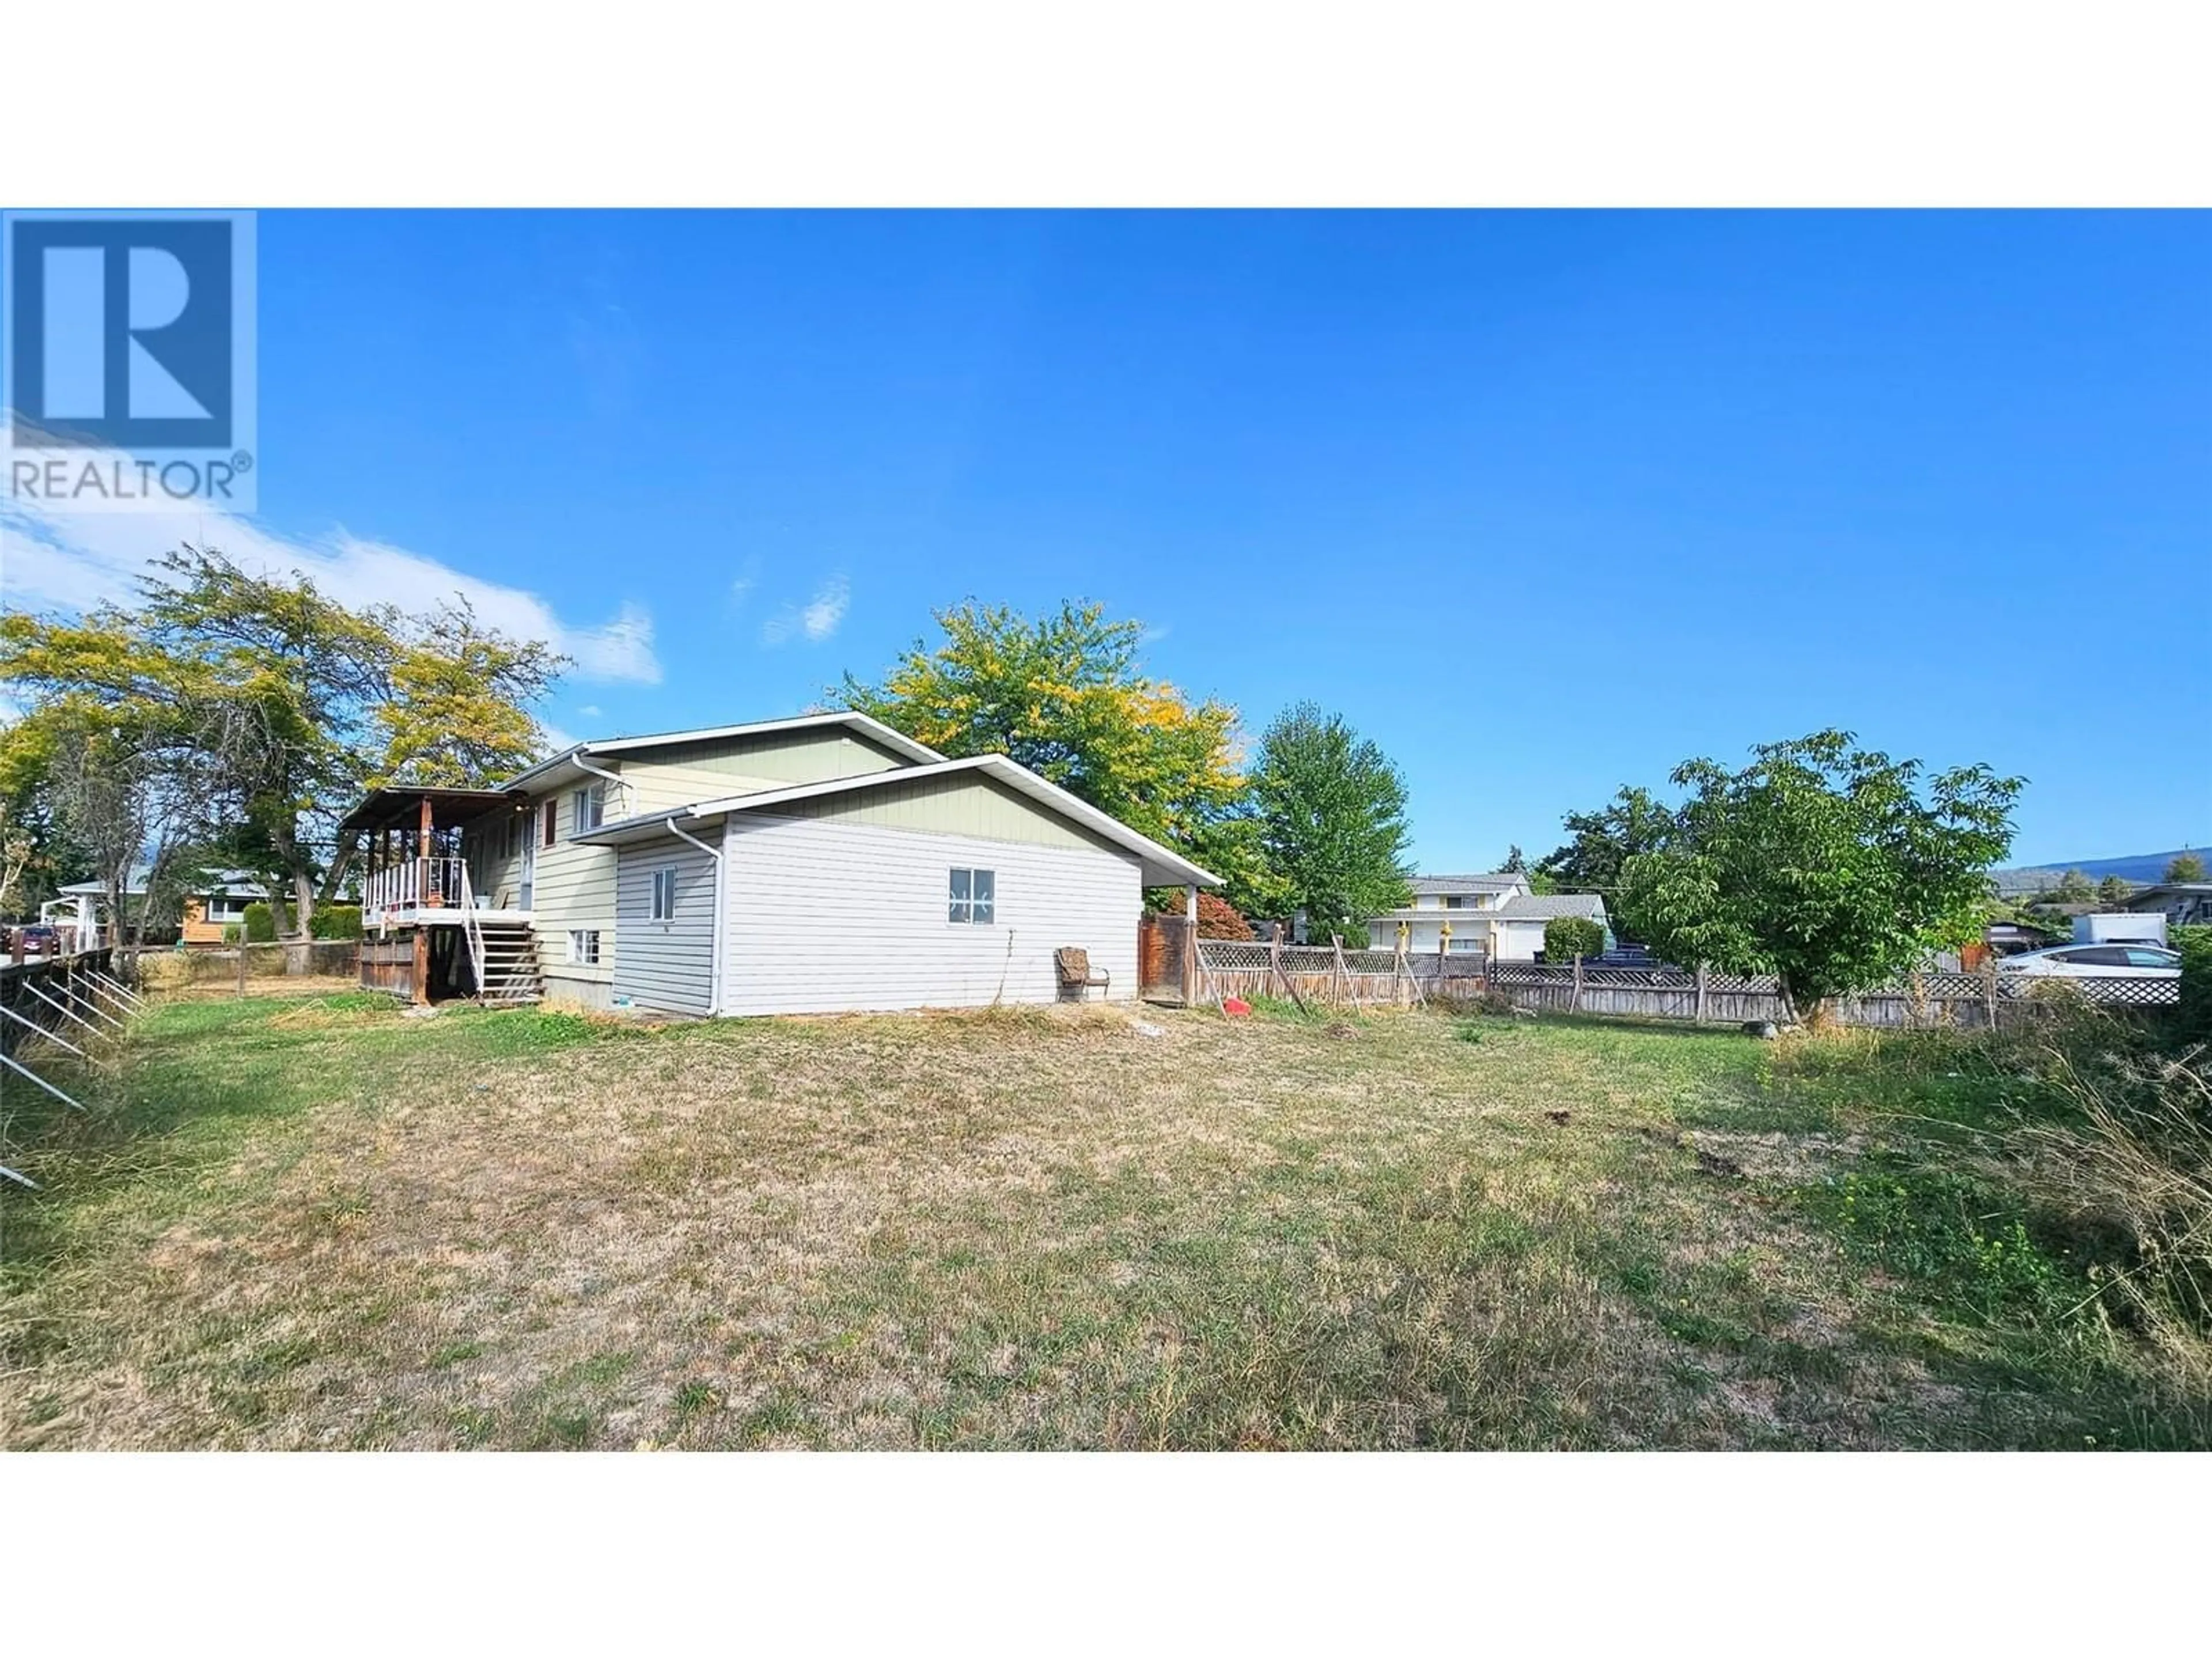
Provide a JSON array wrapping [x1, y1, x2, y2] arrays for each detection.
[[1992, 849, 2202, 894]]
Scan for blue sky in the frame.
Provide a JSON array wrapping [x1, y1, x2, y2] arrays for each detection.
[[7, 211, 2207, 869]]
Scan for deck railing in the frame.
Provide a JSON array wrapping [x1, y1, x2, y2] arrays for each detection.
[[362, 856, 468, 925]]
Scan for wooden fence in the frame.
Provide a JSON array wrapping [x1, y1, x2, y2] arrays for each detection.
[[1194, 938, 1490, 1010], [1191, 941, 2179, 1029], [1485, 960, 2177, 1029]]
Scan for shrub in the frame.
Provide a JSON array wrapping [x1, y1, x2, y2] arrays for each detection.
[[221, 923, 241, 945], [241, 901, 276, 943], [1543, 916, 1604, 962], [2175, 926, 2212, 1046], [310, 904, 363, 941], [1195, 892, 1254, 940]]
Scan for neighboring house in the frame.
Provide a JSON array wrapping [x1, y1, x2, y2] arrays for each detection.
[[2123, 883, 2212, 929], [337, 710, 1220, 1016], [1365, 874, 1531, 953], [47, 868, 268, 948], [1362, 876, 1610, 968], [1367, 874, 1611, 961]]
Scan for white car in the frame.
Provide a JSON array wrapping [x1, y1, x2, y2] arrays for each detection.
[[1997, 944, 2180, 980]]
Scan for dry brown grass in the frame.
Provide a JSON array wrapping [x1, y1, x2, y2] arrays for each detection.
[[2, 996, 2201, 1449]]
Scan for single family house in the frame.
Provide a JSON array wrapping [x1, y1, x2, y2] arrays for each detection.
[[47, 868, 270, 949], [1369, 874, 1611, 961], [336, 710, 1220, 1017]]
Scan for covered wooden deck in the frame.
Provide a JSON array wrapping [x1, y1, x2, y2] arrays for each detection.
[[338, 784, 539, 1005]]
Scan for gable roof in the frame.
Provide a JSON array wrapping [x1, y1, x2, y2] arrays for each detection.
[[1494, 893, 1608, 922], [500, 710, 943, 793], [1409, 873, 1530, 895], [573, 752, 1221, 888], [56, 868, 267, 899]]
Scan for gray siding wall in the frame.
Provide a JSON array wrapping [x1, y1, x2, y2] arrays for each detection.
[[718, 812, 1142, 1016], [613, 834, 719, 1015]]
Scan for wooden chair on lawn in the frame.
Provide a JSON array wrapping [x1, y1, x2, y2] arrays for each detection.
[[1055, 946, 1111, 1002]]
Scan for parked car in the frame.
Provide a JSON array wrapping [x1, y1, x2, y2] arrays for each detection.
[[9, 924, 60, 957], [1997, 944, 2180, 982]]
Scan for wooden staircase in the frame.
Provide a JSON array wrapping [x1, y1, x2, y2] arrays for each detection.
[[475, 921, 544, 1005]]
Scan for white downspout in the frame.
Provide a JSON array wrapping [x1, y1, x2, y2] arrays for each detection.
[[665, 815, 724, 1017]]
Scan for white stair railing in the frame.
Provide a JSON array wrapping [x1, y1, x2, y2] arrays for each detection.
[[459, 863, 488, 996]]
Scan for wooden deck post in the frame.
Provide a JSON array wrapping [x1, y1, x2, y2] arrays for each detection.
[[1182, 884, 1198, 1007], [418, 795, 438, 908]]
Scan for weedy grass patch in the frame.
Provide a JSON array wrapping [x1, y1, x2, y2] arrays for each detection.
[[3, 988, 2206, 1449]]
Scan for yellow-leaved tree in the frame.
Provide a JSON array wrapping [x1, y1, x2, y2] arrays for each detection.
[[834, 600, 1277, 912]]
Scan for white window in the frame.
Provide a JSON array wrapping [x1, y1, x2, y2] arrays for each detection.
[[570, 783, 605, 836], [205, 894, 248, 921], [650, 866, 677, 922], [568, 929, 601, 965], [948, 866, 995, 925]]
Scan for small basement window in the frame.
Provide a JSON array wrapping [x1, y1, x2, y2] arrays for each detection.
[[650, 866, 677, 921], [569, 929, 601, 965], [948, 866, 995, 925]]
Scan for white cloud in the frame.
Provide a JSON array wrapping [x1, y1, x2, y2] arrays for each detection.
[[539, 722, 581, 755], [729, 556, 760, 609], [576, 704, 601, 719], [0, 477, 661, 684], [762, 573, 850, 646]]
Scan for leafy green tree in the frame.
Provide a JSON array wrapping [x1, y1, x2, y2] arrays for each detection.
[[2166, 853, 2207, 884], [1250, 701, 1412, 941], [2097, 874, 2134, 904], [1613, 731, 2021, 1020], [2053, 869, 2097, 903], [1543, 916, 1604, 962], [1536, 786, 1674, 897], [836, 600, 1265, 907], [1501, 844, 1528, 874], [2, 544, 562, 937]]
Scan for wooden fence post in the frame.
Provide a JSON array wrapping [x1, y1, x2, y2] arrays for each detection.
[[1331, 935, 1347, 1009], [1571, 953, 1584, 1013], [237, 938, 249, 998], [1694, 962, 1709, 1024], [1983, 961, 2000, 1029]]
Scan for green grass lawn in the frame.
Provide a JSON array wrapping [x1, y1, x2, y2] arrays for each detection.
[[2, 992, 2204, 1449]]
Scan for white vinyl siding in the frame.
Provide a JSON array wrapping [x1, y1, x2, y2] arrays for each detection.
[[717, 812, 1141, 1016], [614, 835, 718, 1015]]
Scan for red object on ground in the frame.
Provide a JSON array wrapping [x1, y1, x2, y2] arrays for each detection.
[[1222, 997, 1252, 1017]]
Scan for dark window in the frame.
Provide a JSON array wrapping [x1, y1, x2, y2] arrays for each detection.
[[543, 799, 558, 847], [948, 867, 995, 925], [2067, 947, 2131, 967], [2124, 947, 2179, 969]]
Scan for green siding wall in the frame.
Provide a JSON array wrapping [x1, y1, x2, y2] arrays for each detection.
[[757, 771, 1120, 855]]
